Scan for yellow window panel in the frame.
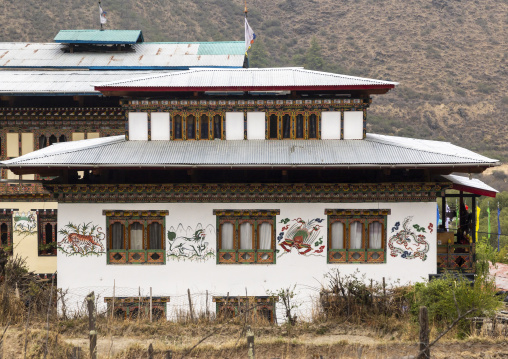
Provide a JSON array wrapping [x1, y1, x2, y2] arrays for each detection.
[[72, 133, 85, 141], [87, 132, 100, 139], [21, 133, 34, 155], [6, 133, 19, 158]]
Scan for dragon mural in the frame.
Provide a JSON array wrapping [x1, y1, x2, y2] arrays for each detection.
[[13, 211, 37, 237], [58, 222, 105, 256], [277, 217, 325, 256], [167, 223, 215, 261], [388, 216, 429, 261]]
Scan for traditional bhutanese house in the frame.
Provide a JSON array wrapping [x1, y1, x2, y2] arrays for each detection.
[[1, 67, 499, 320], [0, 30, 246, 276]]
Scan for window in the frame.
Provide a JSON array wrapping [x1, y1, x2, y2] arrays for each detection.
[[213, 296, 278, 323], [173, 115, 183, 140], [104, 296, 169, 320], [37, 209, 57, 256], [282, 114, 291, 139], [326, 209, 390, 263], [295, 114, 304, 139], [104, 210, 167, 264], [59, 135, 67, 142], [214, 209, 279, 264], [200, 114, 209, 140], [186, 115, 196, 140], [308, 114, 318, 139], [213, 114, 222, 139], [0, 210, 14, 255], [269, 114, 278, 139]]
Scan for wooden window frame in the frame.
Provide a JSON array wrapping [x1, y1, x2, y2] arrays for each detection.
[[213, 296, 278, 323], [37, 210, 57, 257], [105, 212, 167, 265], [199, 113, 210, 140], [212, 113, 223, 140], [185, 114, 197, 140], [216, 213, 277, 264], [0, 212, 14, 256], [326, 210, 389, 264], [172, 114, 183, 140]]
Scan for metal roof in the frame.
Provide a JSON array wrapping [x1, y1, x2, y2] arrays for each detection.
[[0, 42, 245, 70], [1, 134, 498, 169], [54, 30, 144, 44], [442, 174, 498, 197], [96, 67, 398, 91], [0, 70, 168, 95]]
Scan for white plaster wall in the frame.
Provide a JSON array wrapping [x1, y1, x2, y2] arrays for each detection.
[[225, 112, 245, 140], [343, 111, 364, 140], [151, 113, 170, 141], [57, 201, 437, 318], [128, 112, 148, 140], [321, 112, 341, 139], [246, 112, 265, 140]]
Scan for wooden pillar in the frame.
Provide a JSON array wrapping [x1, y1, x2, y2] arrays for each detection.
[[417, 306, 429, 359], [86, 292, 97, 359], [472, 196, 477, 243]]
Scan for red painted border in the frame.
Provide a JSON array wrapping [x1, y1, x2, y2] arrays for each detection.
[[452, 184, 497, 198]]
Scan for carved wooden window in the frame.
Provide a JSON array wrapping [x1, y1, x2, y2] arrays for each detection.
[[214, 210, 279, 264], [295, 114, 304, 139], [213, 296, 278, 323], [200, 114, 209, 140], [186, 115, 196, 140], [0, 210, 14, 255], [268, 114, 278, 139], [213, 114, 222, 139], [308, 114, 318, 139], [37, 209, 57, 256], [59, 135, 67, 142], [105, 296, 170, 320], [104, 210, 168, 265], [282, 114, 291, 139], [173, 115, 183, 140], [326, 209, 390, 264]]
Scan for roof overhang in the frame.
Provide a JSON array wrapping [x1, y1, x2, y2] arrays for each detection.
[[442, 174, 498, 197]]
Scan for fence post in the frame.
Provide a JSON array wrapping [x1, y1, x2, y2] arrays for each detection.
[[247, 325, 255, 359], [187, 289, 195, 322], [150, 287, 153, 323], [112, 279, 115, 319], [417, 306, 429, 359], [206, 290, 209, 319], [72, 347, 81, 359], [164, 350, 173, 359], [148, 343, 154, 359], [86, 292, 97, 359]]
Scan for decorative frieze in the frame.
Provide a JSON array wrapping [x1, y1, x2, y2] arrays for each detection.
[[324, 209, 391, 216], [47, 182, 449, 203]]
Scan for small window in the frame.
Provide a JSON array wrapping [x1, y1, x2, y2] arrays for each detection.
[[39, 135, 47, 149], [269, 114, 278, 139], [215, 210, 279, 264], [213, 296, 278, 324], [37, 210, 57, 256], [49, 135, 57, 145], [105, 210, 168, 264], [326, 209, 390, 264], [186, 115, 196, 140], [1, 223, 8, 246], [282, 114, 291, 139], [0, 215, 13, 256], [173, 115, 183, 140], [200, 114, 209, 140], [295, 114, 304, 139], [308, 114, 318, 139], [213, 114, 222, 139], [59, 135, 67, 142]]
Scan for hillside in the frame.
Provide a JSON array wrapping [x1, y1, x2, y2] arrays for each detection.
[[0, 0, 506, 160]]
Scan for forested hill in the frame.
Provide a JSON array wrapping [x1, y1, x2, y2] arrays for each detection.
[[1, 0, 507, 164]]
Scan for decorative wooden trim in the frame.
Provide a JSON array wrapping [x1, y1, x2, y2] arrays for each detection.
[[238, 250, 256, 263], [347, 250, 366, 262], [213, 209, 280, 216], [328, 249, 347, 263], [108, 251, 127, 264], [102, 210, 168, 217], [47, 183, 447, 203], [325, 209, 391, 216], [104, 296, 170, 304], [257, 251, 274, 263], [367, 250, 385, 263]]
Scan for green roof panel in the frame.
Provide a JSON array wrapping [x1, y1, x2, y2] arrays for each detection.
[[197, 42, 245, 55], [54, 30, 144, 44]]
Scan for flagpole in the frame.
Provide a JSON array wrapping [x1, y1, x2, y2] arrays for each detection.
[[498, 202, 501, 252], [99, 1, 103, 31]]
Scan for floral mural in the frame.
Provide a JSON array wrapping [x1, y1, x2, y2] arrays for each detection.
[[388, 216, 429, 261], [58, 222, 105, 256], [167, 223, 215, 261], [277, 217, 325, 256], [13, 211, 37, 237]]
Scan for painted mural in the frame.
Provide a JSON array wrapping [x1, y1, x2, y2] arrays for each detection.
[[167, 223, 215, 261], [388, 217, 429, 261], [277, 218, 325, 256], [13, 211, 37, 237], [58, 222, 105, 256]]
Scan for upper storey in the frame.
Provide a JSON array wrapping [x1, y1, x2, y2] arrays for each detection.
[[98, 67, 398, 141]]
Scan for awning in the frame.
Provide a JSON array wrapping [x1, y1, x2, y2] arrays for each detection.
[[442, 174, 498, 197]]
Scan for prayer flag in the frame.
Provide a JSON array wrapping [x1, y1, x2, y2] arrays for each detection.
[[245, 17, 256, 54], [100, 4, 107, 25], [498, 207, 501, 252], [475, 206, 480, 241], [487, 205, 490, 239]]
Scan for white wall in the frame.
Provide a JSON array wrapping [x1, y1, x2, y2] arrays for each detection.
[[321, 112, 341, 140], [247, 112, 265, 140], [128, 112, 148, 140], [343, 111, 364, 140], [151, 113, 170, 141], [225, 112, 244, 140], [57, 201, 437, 318]]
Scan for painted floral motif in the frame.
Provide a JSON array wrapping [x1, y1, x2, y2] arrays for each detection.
[[388, 217, 429, 261], [391, 221, 400, 233], [277, 218, 325, 256], [428, 223, 434, 234], [58, 222, 105, 256], [167, 224, 215, 261], [13, 211, 37, 237]]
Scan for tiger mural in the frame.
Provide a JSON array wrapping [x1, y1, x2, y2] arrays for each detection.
[[58, 222, 105, 256]]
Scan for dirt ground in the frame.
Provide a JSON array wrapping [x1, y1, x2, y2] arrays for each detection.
[[2, 323, 508, 359]]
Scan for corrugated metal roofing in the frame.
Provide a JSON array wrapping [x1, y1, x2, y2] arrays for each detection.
[[0, 70, 169, 95], [96, 68, 398, 89], [0, 42, 245, 69], [54, 30, 144, 44], [2, 134, 498, 168], [442, 174, 498, 194]]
